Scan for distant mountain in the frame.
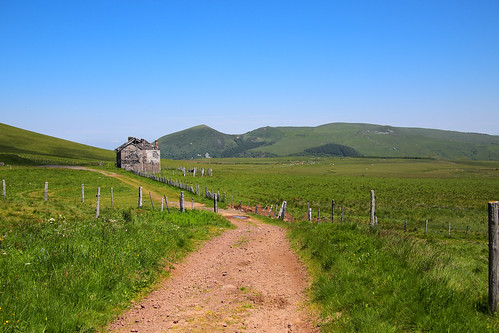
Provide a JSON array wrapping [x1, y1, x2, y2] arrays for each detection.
[[0, 123, 114, 164], [157, 123, 499, 160]]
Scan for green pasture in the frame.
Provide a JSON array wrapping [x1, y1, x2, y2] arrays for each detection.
[[161, 157, 499, 240], [157, 157, 499, 331], [0, 166, 232, 331], [0, 123, 114, 165]]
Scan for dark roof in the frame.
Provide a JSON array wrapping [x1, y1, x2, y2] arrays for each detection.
[[116, 137, 156, 152]]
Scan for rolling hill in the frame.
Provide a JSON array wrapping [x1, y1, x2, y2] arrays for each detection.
[[157, 123, 499, 160], [0, 123, 114, 165]]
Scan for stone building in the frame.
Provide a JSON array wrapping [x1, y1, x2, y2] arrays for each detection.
[[116, 137, 161, 173]]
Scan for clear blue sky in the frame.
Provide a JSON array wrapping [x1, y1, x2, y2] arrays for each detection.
[[1, 0, 498, 149]]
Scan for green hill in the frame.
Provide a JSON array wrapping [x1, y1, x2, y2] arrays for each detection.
[[158, 123, 499, 160], [0, 123, 114, 165]]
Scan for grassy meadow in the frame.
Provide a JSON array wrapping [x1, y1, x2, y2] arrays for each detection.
[[0, 166, 232, 331], [0, 153, 498, 331], [159, 156, 499, 331]]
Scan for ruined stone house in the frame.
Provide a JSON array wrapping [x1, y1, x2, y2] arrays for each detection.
[[116, 137, 161, 173]]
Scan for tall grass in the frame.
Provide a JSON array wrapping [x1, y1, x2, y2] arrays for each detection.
[[283, 221, 495, 332], [0, 208, 231, 332], [0, 166, 233, 331]]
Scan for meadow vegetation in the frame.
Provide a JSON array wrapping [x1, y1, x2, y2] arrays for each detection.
[[160, 156, 499, 331], [0, 167, 232, 331], [0, 152, 498, 331]]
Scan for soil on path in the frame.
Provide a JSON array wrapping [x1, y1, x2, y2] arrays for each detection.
[[108, 209, 318, 332]]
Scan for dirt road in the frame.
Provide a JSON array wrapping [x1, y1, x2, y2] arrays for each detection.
[[108, 209, 318, 332], [49, 167, 317, 331]]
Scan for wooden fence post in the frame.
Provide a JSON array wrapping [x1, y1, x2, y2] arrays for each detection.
[[370, 190, 375, 227], [111, 187, 114, 208], [214, 193, 218, 213], [449, 223, 452, 237], [164, 195, 170, 213], [96, 187, 100, 218], [425, 219, 428, 235], [255, 205, 258, 214], [149, 192, 155, 210], [44, 182, 48, 201], [2, 179, 5, 198], [307, 207, 312, 222], [138, 186, 143, 208], [331, 199, 335, 222], [279, 201, 287, 220], [81, 184, 84, 203], [161, 197, 164, 212], [180, 191, 185, 212], [488, 201, 499, 314]]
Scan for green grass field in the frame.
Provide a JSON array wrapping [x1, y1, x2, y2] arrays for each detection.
[[1, 155, 498, 331], [157, 156, 499, 331], [0, 166, 232, 332], [0, 123, 114, 166]]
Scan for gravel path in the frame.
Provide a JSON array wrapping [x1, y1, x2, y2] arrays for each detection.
[[108, 208, 318, 332]]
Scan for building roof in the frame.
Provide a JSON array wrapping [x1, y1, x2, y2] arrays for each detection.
[[116, 137, 157, 152]]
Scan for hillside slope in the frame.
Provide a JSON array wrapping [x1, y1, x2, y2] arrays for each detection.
[[158, 123, 499, 160], [0, 123, 114, 164]]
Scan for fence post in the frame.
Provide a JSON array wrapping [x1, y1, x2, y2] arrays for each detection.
[[161, 197, 164, 212], [96, 187, 100, 218], [180, 191, 185, 212], [44, 182, 48, 201], [81, 184, 84, 203], [138, 186, 143, 208], [214, 193, 218, 213], [111, 187, 114, 208], [2, 179, 5, 198], [331, 200, 335, 222], [449, 223, 452, 236], [370, 190, 375, 227], [307, 207, 312, 222], [164, 195, 170, 213], [192, 198, 194, 209], [149, 192, 155, 210], [255, 205, 258, 215], [488, 201, 499, 314], [425, 219, 428, 235], [279, 201, 287, 220]]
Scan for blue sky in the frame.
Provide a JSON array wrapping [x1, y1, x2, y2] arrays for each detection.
[[1, 0, 498, 149]]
